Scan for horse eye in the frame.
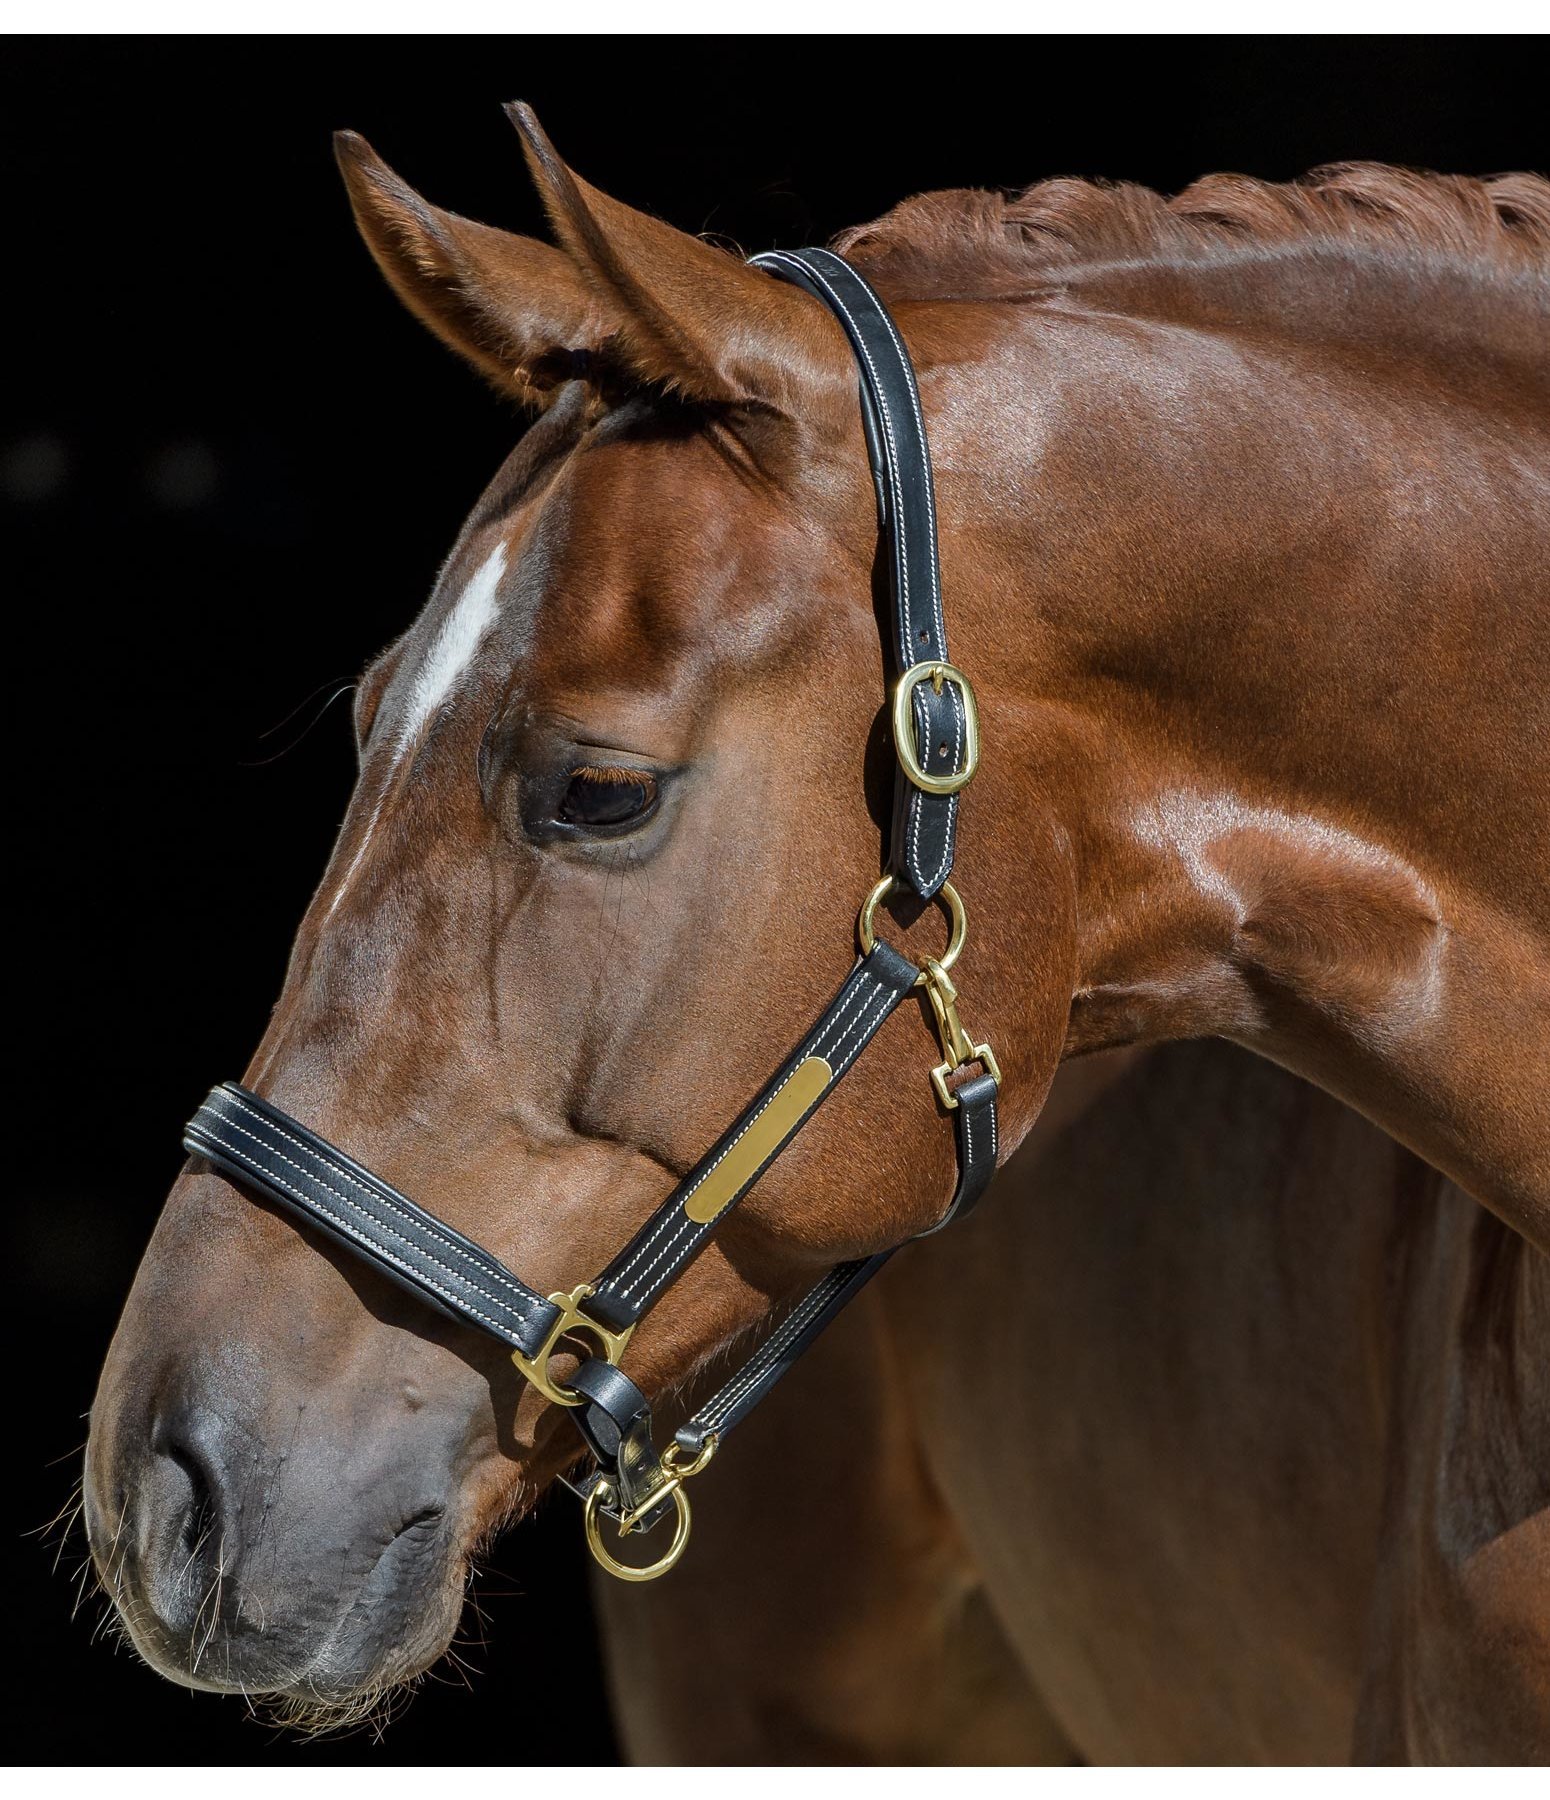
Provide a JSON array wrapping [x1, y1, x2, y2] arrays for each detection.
[[558, 766, 659, 830]]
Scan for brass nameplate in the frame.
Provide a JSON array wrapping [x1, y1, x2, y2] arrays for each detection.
[[683, 1055, 833, 1223]]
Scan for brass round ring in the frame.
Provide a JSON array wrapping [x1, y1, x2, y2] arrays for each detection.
[[856, 874, 967, 983], [583, 1480, 693, 1583]]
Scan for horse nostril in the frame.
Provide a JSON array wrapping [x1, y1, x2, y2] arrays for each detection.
[[166, 1440, 218, 1557], [396, 1504, 446, 1536], [144, 1414, 229, 1586]]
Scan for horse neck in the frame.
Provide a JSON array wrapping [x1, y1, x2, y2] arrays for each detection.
[[929, 264, 1550, 1237]]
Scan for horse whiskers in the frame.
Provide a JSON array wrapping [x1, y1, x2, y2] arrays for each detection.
[[38, 1470, 117, 1633], [421, 1646, 478, 1699], [34, 1470, 107, 1647], [261, 1535, 523, 1741], [52, 1449, 537, 1732], [39, 1466, 168, 1684], [43, 1493, 87, 1578], [263, 1670, 424, 1745], [172, 1520, 213, 1593], [189, 1535, 228, 1676], [26, 1471, 86, 1545]]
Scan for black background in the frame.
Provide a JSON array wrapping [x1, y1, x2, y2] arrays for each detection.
[[8, 34, 1540, 1765]]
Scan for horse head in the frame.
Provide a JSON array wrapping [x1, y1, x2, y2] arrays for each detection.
[[83, 108, 1071, 1711]]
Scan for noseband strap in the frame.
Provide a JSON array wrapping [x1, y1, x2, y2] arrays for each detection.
[[185, 1083, 563, 1354], [182, 247, 1002, 1581]]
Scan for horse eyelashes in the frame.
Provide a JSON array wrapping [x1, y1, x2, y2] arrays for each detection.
[[558, 765, 659, 829]]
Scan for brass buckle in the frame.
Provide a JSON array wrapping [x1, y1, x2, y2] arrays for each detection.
[[510, 1283, 635, 1408], [857, 874, 966, 982], [892, 661, 980, 795], [582, 1436, 718, 1583], [921, 957, 1000, 1111]]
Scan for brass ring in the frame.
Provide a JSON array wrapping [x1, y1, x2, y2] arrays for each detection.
[[661, 1434, 719, 1482], [511, 1284, 636, 1409], [856, 875, 967, 983], [583, 1480, 692, 1583]]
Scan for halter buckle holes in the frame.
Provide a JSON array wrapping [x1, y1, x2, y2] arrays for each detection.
[[892, 661, 980, 795], [581, 1436, 717, 1582], [510, 1283, 637, 1408], [857, 874, 967, 983]]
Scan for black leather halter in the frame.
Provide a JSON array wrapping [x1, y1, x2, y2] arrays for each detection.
[[184, 247, 1000, 1582]]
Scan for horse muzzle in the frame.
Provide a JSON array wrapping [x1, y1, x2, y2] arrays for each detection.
[[83, 1260, 478, 1703]]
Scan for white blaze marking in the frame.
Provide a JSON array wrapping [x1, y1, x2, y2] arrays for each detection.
[[322, 790, 387, 923], [398, 541, 507, 752], [322, 542, 507, 922]]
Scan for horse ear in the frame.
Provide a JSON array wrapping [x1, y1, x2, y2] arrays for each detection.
[[505, 102, 847, 411], [334, 130, 608, 408]]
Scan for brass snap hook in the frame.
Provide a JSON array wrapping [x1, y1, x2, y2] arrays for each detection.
[[920, 957, 1001, 1110], [581, 1436, 718, 1583]]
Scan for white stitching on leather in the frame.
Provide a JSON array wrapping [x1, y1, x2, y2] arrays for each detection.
[[908, 682, 962, 893], [696, 1267, 853, 1428], [194, 1105, 535, 1324], [696, 1277, 843, 1426], [608, 1214, 696, 1304], [613, 981, 898, 1306], [764, 249, 962, 894], [189, 1116, 525, 1340], [604, 966, 880, 1300], [819, 983, 895, 1078], [807, 967, 877, 1062], [210, 1090, 539, 1314], [605, 1214, 689, 1298], [819, 250, 959, 887], [907, 690, 931, 884], [863, 275, 946, 649], [764, 252, 913, 669], [789, 251, 947, 668]]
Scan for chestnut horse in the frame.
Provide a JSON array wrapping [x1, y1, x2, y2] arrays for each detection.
[[84, 108, 1548, 1759], [595, 1041, 1550, 1763]]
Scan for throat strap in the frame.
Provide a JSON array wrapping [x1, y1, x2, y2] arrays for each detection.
[[672, 1063, 999, 1456]]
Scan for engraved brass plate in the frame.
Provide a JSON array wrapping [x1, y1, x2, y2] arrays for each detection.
[[684, 1055, 833, 1223]]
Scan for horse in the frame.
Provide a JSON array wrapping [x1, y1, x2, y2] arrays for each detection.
[[83, 106, 1549, 1758], [594, 1040, 1550, 1763]]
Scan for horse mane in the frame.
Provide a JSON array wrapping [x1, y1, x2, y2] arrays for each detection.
[[831, 162, 1550, 300]]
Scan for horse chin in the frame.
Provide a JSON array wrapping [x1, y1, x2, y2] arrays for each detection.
[[92, 1489, 471, 1723]]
